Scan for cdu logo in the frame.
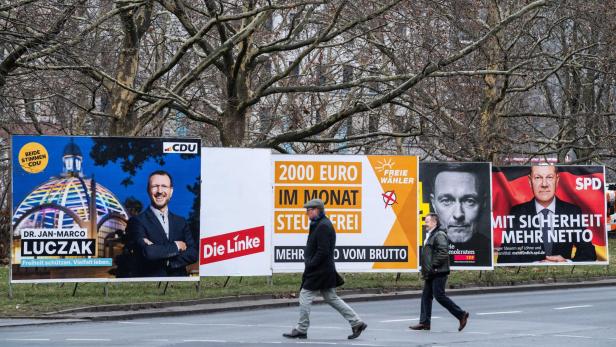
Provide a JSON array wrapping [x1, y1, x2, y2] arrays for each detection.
[[162, 142, 199, 154]]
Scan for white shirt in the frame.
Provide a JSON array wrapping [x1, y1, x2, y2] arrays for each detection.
[[423, 227, 436, 246], [535, 198, 556, 229], [534, 198, 570, 261], [150, 206, 169, 239]]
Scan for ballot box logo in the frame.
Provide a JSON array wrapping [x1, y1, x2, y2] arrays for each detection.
[[382, 190, 397, 208]]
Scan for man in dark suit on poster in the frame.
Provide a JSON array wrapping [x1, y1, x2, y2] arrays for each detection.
[[428, 163, 491, 267], [125, 170, 198, 277], [498, 165, 596, 263]]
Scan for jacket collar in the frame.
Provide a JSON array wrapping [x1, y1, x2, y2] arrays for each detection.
[[145, 207, 170, 240]]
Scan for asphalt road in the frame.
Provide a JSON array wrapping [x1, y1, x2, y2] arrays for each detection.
[[2, 285, 616, 347]]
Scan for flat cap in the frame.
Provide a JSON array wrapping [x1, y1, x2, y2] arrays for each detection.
[[303, 198, 325, 210]]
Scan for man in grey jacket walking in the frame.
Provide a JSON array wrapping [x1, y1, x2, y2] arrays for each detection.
[[283, 199, 368, 340], [410, 213, 469, 331]]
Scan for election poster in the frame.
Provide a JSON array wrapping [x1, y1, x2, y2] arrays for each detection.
[[200, 148, 272, 276], [493, 165, 609, 266], [272, 155, 419, 273], [419, 163, 493, 270], [11, 135, 201, 282]]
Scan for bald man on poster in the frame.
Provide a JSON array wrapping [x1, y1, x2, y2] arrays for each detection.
[[498, 165, 596, 264]]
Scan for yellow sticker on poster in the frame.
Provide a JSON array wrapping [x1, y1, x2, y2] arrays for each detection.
[[18, 142, 48, 174]]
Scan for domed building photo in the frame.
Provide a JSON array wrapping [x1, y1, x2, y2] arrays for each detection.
[[12, 140, 130, 280]]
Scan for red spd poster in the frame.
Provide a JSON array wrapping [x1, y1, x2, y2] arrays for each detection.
[[493, 165, 608, 266]]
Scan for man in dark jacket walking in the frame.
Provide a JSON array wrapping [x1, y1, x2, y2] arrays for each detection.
[[410, 213, 469, 331], [283, 199, 368, 340]]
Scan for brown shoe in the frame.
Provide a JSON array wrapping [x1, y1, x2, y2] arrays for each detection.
[[409, 323, 430, 330], [458, 312, 469, 332]]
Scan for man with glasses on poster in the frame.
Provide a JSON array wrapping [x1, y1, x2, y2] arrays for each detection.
[[125, 170, 198, 277]]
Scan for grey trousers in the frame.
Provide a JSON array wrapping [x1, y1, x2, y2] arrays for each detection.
[[295, 287, 362, 333]]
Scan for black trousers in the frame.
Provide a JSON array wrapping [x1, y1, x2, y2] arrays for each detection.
[[419, 274, 464, 324]]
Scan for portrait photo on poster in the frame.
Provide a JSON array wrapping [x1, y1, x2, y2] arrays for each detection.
[[419, 162, 493, 269], [493, 165, 608, 266]]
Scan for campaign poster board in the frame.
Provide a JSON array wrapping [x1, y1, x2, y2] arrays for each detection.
[[199, 148, 272, 276], [493, 165, 609, 266], [272, 155, 419, 273], [11, 135, 201, 282], [419, 162, 493, 270]]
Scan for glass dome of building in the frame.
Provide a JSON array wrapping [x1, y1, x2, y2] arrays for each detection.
[[12, 140, 129, 262]]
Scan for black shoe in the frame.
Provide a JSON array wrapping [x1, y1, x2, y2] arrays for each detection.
[[348, 322, 367, 339], [409, 323, 431, 330], [283, 329, 307, 339], [458, 312, 469, 332]]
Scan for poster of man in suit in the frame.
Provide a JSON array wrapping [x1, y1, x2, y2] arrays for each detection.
[[493, 165, 608, 266], [11, 135, 201, 282], [419, 162, 493, 270], [124, 170, 199, 277]]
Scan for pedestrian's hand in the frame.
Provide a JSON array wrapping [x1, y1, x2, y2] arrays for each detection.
[[175, 241, 187, 251], [143, 238, 153, 245]]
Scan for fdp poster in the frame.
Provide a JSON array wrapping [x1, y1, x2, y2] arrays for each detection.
[[493, 165, 608, 266], [199, 148, 272, 276], [419, 162, 493, 270], [11, 135, 201, 282], [272, 155, 419, 272]]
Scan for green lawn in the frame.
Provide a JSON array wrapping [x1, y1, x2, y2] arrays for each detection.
[[1, 239, 614, 316]]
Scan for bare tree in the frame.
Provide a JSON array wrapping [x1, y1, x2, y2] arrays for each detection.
[[5, 0, 616, 261]]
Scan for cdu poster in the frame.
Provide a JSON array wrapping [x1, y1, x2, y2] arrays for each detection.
[[11, 135, 201, 282]]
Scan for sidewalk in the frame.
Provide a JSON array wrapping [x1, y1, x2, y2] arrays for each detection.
[[2, 277, 615, 328]]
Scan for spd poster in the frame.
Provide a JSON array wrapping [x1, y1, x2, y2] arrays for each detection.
[[493, 165, 608, 266]]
